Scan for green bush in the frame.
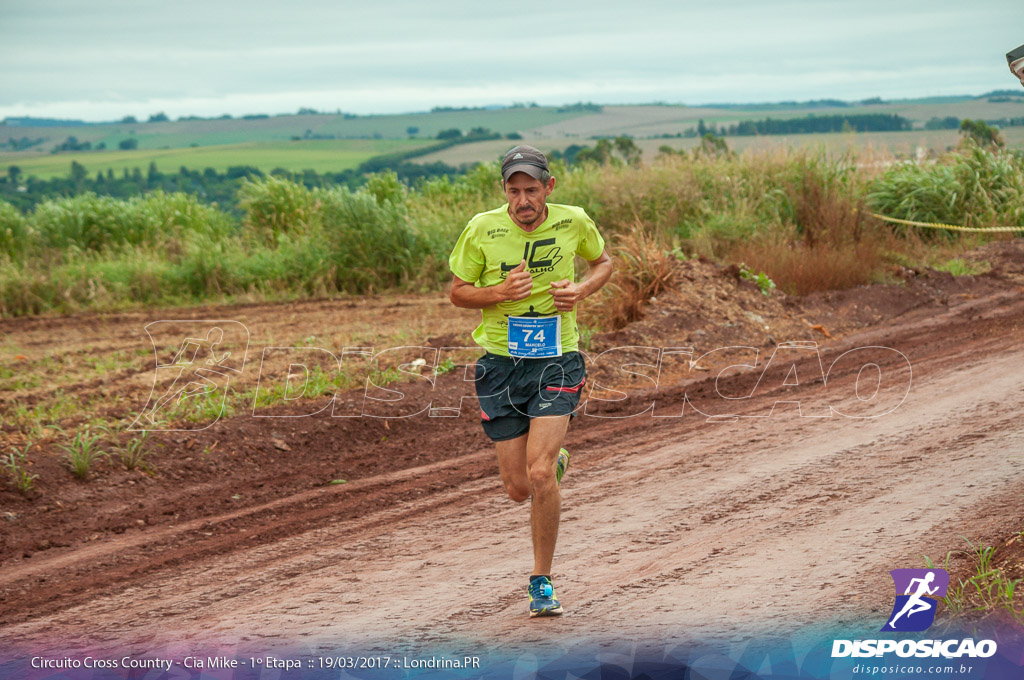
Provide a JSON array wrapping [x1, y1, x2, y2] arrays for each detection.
[[867, 143, 1024, 230], [33, 193, 132, 252], [238, 176, 317, 245], [31, 191, 234, 255], [0, 199, 33, 261], [318, 186, 424, 293], [1, 143, 1019, 317], [135, 191, 236, 247], [364, 170, 406, 206]]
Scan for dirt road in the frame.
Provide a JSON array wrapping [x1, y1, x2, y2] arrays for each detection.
[[2, 264, 1022, 658]]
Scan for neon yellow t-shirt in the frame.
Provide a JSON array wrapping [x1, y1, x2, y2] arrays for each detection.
[[449, 203, 606, 357]]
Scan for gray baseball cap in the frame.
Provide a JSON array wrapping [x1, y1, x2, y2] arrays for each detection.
[[1009, 44, 1024, 86], [501, 145, 549, 183]]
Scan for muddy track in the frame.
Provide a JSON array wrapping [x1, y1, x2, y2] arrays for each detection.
[[1, 274, 1022, 654]]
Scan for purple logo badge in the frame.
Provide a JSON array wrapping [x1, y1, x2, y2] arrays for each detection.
[[881, 568, 949, 632]]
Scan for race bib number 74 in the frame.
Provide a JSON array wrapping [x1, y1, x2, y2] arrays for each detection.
[[507, 316, 562, 358]]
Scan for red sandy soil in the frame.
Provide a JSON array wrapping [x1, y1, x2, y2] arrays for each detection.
[[1, 240, 1022, 655]]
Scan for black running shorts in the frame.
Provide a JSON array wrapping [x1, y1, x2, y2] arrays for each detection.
[[474, 351, 587, 442]]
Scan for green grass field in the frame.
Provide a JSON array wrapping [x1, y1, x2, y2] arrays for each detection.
[[1, 107, 590, 152], [4, 97, 1023, 179], [413, 127, 1024, 167], [526, 101, 1024, 139], [0, 139, 437, 178]]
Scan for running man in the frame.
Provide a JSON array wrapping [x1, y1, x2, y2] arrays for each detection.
[[448, 145, 613, 617], [888, 571, 939, 628]]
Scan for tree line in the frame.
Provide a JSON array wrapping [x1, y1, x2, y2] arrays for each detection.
[[708, 113, 913, 136], [0, 157, 462, 214]]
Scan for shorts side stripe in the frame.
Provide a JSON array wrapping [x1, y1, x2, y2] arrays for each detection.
[[544, 376, 586, 394]]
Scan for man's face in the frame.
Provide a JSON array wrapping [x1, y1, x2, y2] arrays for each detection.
[[503, 172, 555, 228]]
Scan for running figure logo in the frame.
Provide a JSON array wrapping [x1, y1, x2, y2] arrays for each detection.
[[881, 568, 949, 632], [133, 320, 249, 432]]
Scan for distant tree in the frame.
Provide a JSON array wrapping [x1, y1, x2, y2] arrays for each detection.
[[225, 165, 263, 179], [959, 119, 1004, 148], [297, 107, 318, 115], [96, 142, 106, 150], [406, 126, 419, 136], [722, 113, 910, 136], [697, 119, 708, 137], [437, 128, 463, 140], [556, 102, 602, 113], [106, 168, 114, 181], [54, 136, 92, 152], [613, 136, 641, 165], [218, 114, 233, 119], [925, 116, 961, 130], [148, 112, 170, 123], [70, 161, 88, 183], [732, 120, 758, 136], [572, 137, 642, 166], [147, 161, 162, 183], [574, 139, 614, 165], [7, 136, 43, 151], [8, 166, 21, 184], [120, 115, 138, 124], [696, 132, 730, 157], [505, 132, 523, 140], [562, 144, 586, 164]]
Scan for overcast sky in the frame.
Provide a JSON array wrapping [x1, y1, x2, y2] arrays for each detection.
[[1, 0, 1022, 121]]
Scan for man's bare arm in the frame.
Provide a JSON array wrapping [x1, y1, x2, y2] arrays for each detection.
[[449, 260, 532, 309], [548, 249, 613, 312]]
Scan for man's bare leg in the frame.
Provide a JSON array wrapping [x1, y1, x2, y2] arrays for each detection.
[[495, 434, 530, 503], [525, 415, 570, 576]]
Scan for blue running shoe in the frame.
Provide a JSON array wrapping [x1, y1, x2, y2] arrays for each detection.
[[556, 448, 570, 485], [528, 575, 563, 617]]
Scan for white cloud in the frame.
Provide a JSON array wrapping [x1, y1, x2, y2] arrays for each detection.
[[1, 0, 1022, 120]]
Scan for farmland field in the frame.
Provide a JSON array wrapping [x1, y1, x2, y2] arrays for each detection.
[[412, 127, 1024, 167], [0, 138, 437, 178], [524, 101, 1024, 139], [5, 97, 1024, 181], [640, 126, 1024, 156], [0, 107, 591, 153]]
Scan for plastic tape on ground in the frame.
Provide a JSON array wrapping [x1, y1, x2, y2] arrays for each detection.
[[868, 212, 1024, 233]]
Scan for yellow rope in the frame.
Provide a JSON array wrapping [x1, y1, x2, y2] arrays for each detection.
[[868, 212, 1024, 233]]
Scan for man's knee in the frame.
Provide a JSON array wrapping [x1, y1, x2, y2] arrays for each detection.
[[505, 482, 530, 503], [527, 457, 557, 491]]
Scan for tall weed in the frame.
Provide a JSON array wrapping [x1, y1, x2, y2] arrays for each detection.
[[590, 226, 676, 329], [238, 176, 318, 246], [867, 142, 1024, 230], [0, 199, 33, 262], [2, 144, 1017, 318]]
